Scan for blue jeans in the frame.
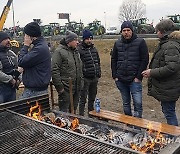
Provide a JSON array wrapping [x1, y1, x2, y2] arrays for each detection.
[[161, 101, 178, 126], [20, 88, 48, 99], [0, 84, 16, 103], [115, 80, 142, 118]]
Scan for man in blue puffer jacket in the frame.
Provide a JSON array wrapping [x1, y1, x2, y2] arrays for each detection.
[[18, 22, 51, 98], [111, 21, 149, 118]]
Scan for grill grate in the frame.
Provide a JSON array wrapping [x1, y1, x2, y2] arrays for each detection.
[[0, 110, 139, 154]]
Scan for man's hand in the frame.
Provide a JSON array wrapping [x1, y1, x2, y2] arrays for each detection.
[[142, 69, 151, 78], [24, 34, 32, 46], [9, 79, 16, 88], [134, 78, 141, 82], [18, 67, 24, 73]]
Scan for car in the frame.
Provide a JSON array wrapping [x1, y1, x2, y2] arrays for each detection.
[[105, 26, 120, 35]]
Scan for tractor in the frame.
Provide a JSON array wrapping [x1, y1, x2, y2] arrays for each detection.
[[131, 18, 155, 34], [85, 20, 106, 35], [167, 14, 180, 29]]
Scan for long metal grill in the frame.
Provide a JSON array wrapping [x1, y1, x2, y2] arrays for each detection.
[[0, 110, 140, 154]]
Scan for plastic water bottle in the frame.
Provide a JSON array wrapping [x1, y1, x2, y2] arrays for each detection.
[[95, 98, 101, 113]]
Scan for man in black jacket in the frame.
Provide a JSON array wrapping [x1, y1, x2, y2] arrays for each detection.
[[18, 22, 51, 98], [0, 32, 21, 103], [111, 21, 149, 118], [78, 29, 101, 116]]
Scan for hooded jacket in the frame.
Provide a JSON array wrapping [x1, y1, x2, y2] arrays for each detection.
[[148, 31, 180, 101], [51, 38, 83, 93]]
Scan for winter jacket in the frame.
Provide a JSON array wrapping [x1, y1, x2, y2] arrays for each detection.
[[111, 33, 149, 83], [18, 36, 51, 90], [0, 46, 18, 84], [78, 42, 101, 79], [51, 39, 83, 93], [148, 31, 180, 101]]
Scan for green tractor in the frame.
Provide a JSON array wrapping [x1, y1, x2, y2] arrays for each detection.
[[167, 14, 180, 29], [131, 18, 155, 34], [85, 20, 106, 35], [74, 22, 84, 35]]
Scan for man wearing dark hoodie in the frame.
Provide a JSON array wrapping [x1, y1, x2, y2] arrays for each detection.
[[78, 29, 101, 116], [18, 22, 51, 98], [51, 31, 83, 113], [111, 21, 149, 118], [0, 32, 21, 103], [142, 19, 180, 126]]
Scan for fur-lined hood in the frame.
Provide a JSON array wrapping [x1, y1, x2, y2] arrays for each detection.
[[169, 30, 180, 40]]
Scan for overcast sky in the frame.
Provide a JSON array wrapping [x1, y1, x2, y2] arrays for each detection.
[[0, 0, 180, 29]]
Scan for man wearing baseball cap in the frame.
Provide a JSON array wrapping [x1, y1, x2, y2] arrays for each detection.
[[111, 21, 149, 118], [0, 31, 20, 103], [18, 22, 51, 98]]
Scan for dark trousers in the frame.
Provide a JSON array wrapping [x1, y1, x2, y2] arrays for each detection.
[[161, 101, 178, 126], [58, 90, 80, 113], [79, 78, 98, 116], [0, 84, 16, 103]]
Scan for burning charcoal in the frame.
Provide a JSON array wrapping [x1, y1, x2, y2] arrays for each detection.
[[65, 119, 72, 128], [74, 124, 92, 134], [44, 112, 56, 122], [175, 136, 180, 143], [42, 116, 53, 124], [98, 133, 109, 141]]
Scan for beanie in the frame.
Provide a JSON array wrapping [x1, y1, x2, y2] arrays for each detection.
[[24, 22, 41, 37], [0, 31, 10, 43], [155, 19, 176, 33], [120, 21, 133, 32], [82, 29, 93, 40], [65, 31, 78, 43]]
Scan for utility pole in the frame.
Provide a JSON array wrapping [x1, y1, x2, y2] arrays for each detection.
[[12, 1, 16, 37], [104, 12, 106, 30]]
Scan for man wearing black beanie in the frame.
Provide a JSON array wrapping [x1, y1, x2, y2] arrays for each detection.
[[0, 31, 21, 103], [18, 22, 51, 98], [111, 21, 149, 118], [78, 29, 101, 116]]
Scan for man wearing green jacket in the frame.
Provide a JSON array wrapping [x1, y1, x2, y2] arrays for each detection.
[[51, 31, 83, 113], [142, 19, 180, 126]]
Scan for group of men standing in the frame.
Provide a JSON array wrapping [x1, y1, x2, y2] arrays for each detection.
[[51, 29, 101, 115], [0, 18, 180, 127]]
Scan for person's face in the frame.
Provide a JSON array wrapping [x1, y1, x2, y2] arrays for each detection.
[[157, 30, 163, 39], [0, 38, 11, 48], [68, 39, 79, 49], [121, 28, 133, 39], [84, 38, 93, 45]]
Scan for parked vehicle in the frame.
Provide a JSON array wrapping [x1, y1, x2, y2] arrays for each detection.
[[105, 26, 120, 35], [131, 18, 155, 34]]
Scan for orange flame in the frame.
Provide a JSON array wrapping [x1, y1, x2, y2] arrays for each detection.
[[130, 122, 166, 153], [71, 118, 79, 130], [27, 101, 42, 120]]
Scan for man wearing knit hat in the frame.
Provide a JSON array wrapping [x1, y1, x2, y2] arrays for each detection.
[[142, 19, 180, 126], [111, 21, 149, 118], [51, 31, 83, 113], [18, 22, 51, 98], [78, 29, 101, 116], [0, 31, 21, 103]]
